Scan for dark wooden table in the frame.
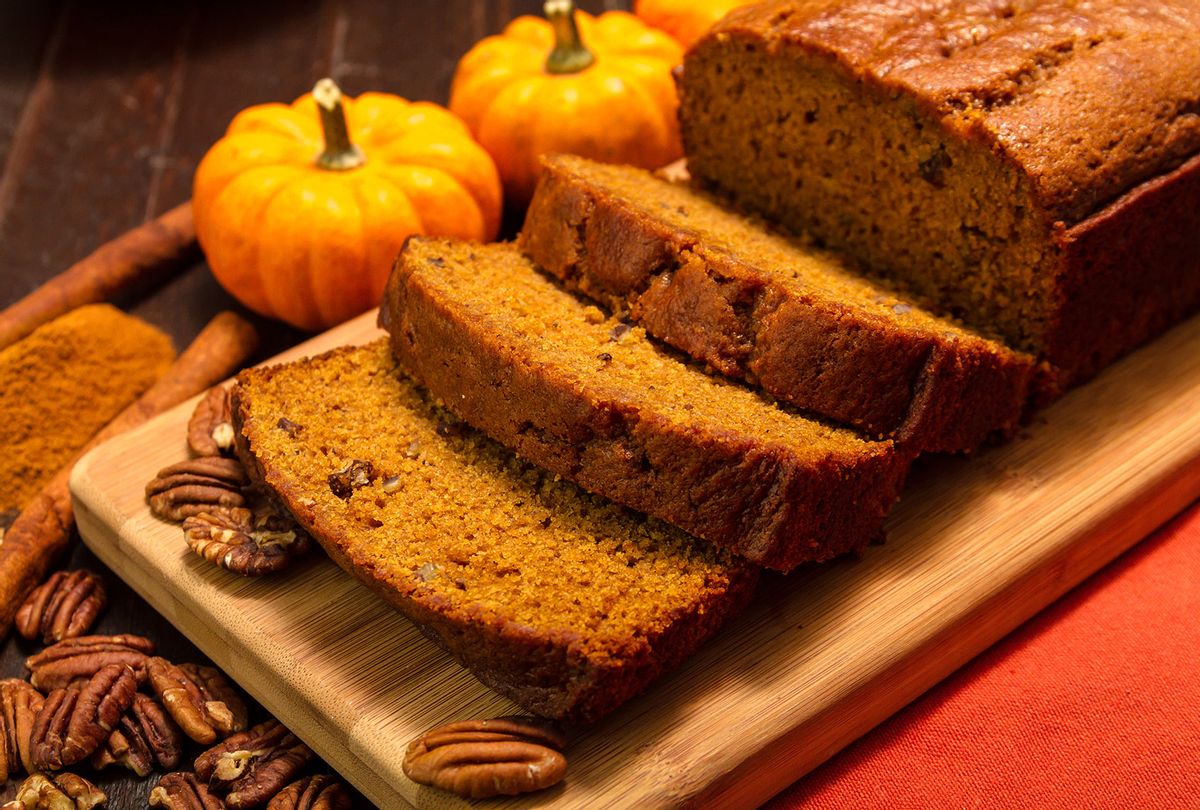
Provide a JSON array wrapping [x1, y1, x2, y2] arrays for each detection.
[[0, 1, 626, 804]]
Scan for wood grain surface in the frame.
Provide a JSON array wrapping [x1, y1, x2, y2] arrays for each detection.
[[0, 3, 624, 805], [70, 307, 1200, 809]]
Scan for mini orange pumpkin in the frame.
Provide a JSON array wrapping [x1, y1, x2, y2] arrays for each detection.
[[634, 0, 754, 48], [193, 79, 502, 331], [450, 0, 683, 206]]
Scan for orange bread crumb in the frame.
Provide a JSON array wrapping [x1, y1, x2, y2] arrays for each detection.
[[383, 239, 911, 571], [520, 154, 1036, 452], [233, 340, 757, 722]]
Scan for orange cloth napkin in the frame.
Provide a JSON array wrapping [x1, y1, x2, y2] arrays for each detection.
[[770, 498, 1200, 809]]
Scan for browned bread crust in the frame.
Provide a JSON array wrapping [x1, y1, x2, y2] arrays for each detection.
[[1043, 151, 1200, 388], [382, 238, 912, 572], [232, 342, 757, 723], [519, 154, 1036, 452], [709, 0, 1200, 224], [679, 0, 1200, 387]]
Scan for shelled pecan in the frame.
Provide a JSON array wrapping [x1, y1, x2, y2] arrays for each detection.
[[91, 719, 152, 777], [30, 688, 77, 770], [266, 775, 350, 810], [92, 692, 184, 776], [189, 386, 236, 457], [30, 664, 138, 770], [14, 570, 107, 643], [274, 418, 302, 438], [402, 716, 568, 799], [5, 772, 106, 809], [195, 719, 315, 809], [182, 506, 310, 577], [147, 657, 248, 744], [26, 634, 155, 692], [149, 772, 224, 810], [327, 459, 374, 500], [146, 457, 249, 522], [0, 679, 44, 781]]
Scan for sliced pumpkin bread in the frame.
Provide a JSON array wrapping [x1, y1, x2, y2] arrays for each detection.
[[232, 340, 757, 723], [519, 154, 1037, 453], [677, 0, 1200, 389], [381, 238, 912, 572]]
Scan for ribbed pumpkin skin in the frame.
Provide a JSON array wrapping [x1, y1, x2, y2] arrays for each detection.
[[193, 92, 502, 331], [634, 0, 753, 48], [450, 10, 683, 205]]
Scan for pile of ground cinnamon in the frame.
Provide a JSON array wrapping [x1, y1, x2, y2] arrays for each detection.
[[0, 304, 174, 512]]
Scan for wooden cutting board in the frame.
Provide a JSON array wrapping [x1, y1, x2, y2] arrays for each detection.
[[70, 309, 1200, 809]]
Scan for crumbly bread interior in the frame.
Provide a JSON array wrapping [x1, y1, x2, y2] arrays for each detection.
[[544, 155, 1009, 348], [680, 38, 1056, 353], [236, 340, 748, 655], [404, 238, 886, 461]]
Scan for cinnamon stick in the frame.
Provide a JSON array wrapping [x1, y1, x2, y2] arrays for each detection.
[[0, 311, 258, 636], [0, 202, 196, 353]]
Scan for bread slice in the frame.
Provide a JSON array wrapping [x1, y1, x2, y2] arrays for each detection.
[[520, 154, 1037, 453], [381, 238, 911, 572], [232, 340, 757, 723], [678, 0, 1200, 390]]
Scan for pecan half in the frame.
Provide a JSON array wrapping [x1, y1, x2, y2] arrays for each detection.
[[189, 387, 236, 457], [92, 692, 184, 776], [266, 775, 350, 810], [30, 687, 75, 771], [91, 720, 151, 778], [31, 664, 138, 770], [195, 719, 315, 809], [146, 457, 249, 522], [26, 634, 155, 692], [402, 716, 568, 799], [15, 570, 107, 644], [0, 679, 44, 781], [182, 506, 310, 577], [7, 772, 106, 809], [149, 772, 224, 810], [148, 657, 248, 744]]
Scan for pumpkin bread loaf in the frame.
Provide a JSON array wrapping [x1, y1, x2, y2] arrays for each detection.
[[232, 340, 757, 723], [382, 238, 911, 572], [678, 0, 1200, 391], [520, 154, 1036, 453]]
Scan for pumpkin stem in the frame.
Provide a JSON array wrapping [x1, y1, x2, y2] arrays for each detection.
[[313, 78, 366, 171], [544, 0, 595, 75]]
